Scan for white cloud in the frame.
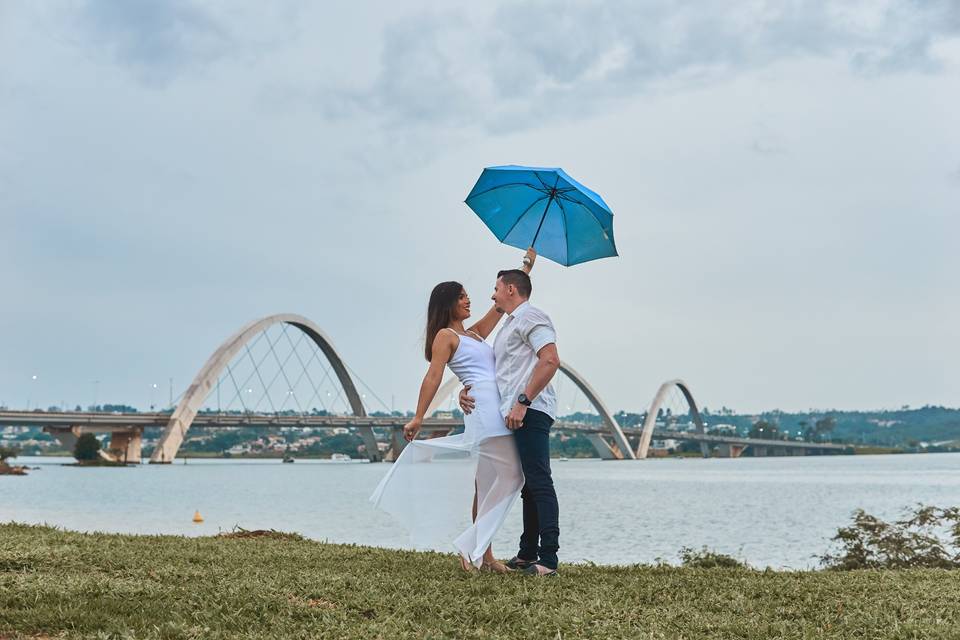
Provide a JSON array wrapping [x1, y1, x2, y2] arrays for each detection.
[[313, 0, 960, 134]]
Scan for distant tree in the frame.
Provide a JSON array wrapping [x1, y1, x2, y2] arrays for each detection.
[[74, 433, 101, 461], [749, 420, 780, 440], [814, 416, 836, 441]]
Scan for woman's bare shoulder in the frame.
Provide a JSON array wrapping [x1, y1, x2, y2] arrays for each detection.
[[432, 328, 459, 348]]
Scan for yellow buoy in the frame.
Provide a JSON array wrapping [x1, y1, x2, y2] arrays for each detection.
[[192, 510, 204, 523]]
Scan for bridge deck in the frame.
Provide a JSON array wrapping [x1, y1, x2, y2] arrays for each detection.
[[0, 411, 849, 451]]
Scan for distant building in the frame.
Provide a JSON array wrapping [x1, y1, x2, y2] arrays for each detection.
[[711, 423, 737, 434], [651, 439, 679, 451]]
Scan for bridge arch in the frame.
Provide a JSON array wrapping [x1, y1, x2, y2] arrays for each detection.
[[557, 362, 636, 459], [150, 313, 377, 463], [637, 379, 707, 459]]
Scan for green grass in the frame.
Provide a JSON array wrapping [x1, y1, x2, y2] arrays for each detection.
[[2, 524, 959, 639]]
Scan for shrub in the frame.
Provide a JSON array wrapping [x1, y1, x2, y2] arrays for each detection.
[[679, 546, 746, 569], [820, 504, 960, 570], [74, 433, 101, 461], [0, 445, 19, 462]]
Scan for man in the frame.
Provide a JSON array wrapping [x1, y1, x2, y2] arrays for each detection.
[[460, 268, 561, 576]]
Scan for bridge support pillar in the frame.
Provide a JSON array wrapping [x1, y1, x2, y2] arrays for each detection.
[[104, 428, 143, 464], [44, 426, 81, 457], [384, 428, 407, 462], [714, 443, 746, 458], [44, 426, 142, 463], [586, 434, 621, 460], [358, 425, 382, 462]]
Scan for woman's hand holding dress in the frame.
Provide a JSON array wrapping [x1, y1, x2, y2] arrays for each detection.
[[403, 418, 422, 442]]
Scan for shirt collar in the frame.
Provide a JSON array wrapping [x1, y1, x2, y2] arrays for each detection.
[[508, 301, 531, 320]]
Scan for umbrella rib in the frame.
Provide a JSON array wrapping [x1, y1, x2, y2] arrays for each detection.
[[533, 172, 552, 190], [500, 194, 549, 242], [465, 182, 545, 202], [555, 196, 572, 265], [558, 193, 611, 230], [568, 198, 614, 243]]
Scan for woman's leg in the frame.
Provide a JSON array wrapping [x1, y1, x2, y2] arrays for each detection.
[[476, 436, 524, 572], [452, 435, 523, 571], [472, 481, 478, 521], [468, 484, 499, 564], [458, 483, 481, 571]]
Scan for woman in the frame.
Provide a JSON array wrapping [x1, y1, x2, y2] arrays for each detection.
[[370, 249, 535, 572]]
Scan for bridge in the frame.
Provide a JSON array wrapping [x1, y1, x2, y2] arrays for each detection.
[[0, 409, 850, 462], [1, 313, 851, 463]]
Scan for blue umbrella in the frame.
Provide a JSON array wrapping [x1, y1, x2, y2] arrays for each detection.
[[464, 165, 618, 266]]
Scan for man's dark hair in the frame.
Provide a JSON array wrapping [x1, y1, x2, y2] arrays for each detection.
[[497, 269, 532, 299]]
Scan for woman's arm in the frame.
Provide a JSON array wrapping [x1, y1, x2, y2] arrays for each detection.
[[466, 305, 502, 341], [403, 331, 457, 441], [468, 247, 537, 339]]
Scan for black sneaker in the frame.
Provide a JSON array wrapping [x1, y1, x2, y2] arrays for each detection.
[[522, 563, 558, 577], [505, 556, 535, 570]]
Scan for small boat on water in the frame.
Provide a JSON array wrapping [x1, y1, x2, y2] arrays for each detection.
[[330, 453, 351, 462], [282, 454, 295, 463]]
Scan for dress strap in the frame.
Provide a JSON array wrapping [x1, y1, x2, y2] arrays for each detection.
[[467, 330, 483, 340]]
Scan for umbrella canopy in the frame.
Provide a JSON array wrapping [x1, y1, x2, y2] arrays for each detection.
[[464, 165, 618, 266]]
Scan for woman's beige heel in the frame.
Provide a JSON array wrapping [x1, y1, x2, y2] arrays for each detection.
[[480, 559, 512, 574]]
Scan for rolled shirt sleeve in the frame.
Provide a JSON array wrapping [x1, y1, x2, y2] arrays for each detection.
[[521, 310, 557, 354]]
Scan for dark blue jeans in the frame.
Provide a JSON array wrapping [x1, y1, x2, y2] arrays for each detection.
[[513, 408, 559, 569]]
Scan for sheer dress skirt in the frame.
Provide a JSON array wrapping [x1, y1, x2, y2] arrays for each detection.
[[370, 380, 524, 566]]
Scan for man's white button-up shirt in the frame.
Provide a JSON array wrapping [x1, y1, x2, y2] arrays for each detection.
[[493, 301, 558, 420]]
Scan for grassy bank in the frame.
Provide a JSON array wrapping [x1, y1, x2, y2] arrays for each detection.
[[2, 525, 959, 639]]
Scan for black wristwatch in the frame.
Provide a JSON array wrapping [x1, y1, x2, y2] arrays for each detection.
[[517, 393, 532, 407]]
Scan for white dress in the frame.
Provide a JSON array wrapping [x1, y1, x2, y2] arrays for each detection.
[[370, 328, 525, 566]]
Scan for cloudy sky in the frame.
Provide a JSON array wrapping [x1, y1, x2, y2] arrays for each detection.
[[1, 0, 957, 415]]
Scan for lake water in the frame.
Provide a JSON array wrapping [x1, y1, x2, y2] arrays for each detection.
[[2, 453, 958, 569]]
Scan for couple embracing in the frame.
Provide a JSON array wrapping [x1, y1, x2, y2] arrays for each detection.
[[371, 249, 561, 576]]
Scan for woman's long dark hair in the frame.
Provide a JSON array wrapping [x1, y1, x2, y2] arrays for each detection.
[[425, 281, 463, 361]]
